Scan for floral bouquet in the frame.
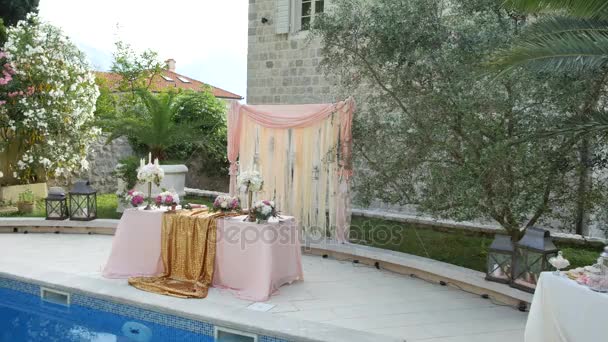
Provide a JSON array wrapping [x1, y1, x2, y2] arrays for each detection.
[[238, 170, 263, 192], [238, 170, 263, 221], [137, 158, 164, 186], [137, 155, 165, 209], [155, 190, 180, 207], [253, 200, 277, 223], [124, 189, 145, 207], [213, 195, 240, 212]]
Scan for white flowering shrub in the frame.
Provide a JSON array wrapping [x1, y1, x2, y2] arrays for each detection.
[[0, 14, 100, 184]]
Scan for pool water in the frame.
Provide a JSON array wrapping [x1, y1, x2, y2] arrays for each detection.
[[0, 287, 214, 342]]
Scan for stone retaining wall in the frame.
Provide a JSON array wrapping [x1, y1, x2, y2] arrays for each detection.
[[85, 135, 134, 193]]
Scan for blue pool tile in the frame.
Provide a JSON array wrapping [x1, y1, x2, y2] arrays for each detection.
[[0, 276, 293, 341]]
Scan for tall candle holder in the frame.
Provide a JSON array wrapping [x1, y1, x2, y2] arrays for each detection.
[[247, 190, 255, 222], [144, 182, 153, 210], [137, 153, 164, 211]]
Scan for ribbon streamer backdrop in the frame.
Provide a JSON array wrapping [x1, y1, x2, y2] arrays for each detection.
[[227, 98, 354, 242]]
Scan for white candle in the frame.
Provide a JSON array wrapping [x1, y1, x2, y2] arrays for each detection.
[[148, 152, 152, 164], [140, 158, 144, 168]]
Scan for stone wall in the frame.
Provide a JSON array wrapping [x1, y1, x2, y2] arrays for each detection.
[[85, 135, 134, 193], [247, 0, 336, 105]]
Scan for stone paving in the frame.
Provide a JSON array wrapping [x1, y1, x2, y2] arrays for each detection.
[[0, 234, 527, 341]]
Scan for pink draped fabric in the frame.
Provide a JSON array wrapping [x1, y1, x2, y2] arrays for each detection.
[[102, 208, 165, 278], [212, 215, 303, 301], [227, 98, 355, 243]]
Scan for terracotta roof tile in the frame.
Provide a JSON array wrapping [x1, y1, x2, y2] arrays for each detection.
[[95, 70, 243, 100]]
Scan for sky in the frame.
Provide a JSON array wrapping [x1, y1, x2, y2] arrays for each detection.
[[38, 0, 249, 100]]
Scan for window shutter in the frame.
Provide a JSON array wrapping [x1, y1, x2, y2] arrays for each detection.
[[275, 0, 291, 34]]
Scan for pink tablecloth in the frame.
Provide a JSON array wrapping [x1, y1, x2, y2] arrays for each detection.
[[102, 208, 165, 278], [212, 215, 304, 301]]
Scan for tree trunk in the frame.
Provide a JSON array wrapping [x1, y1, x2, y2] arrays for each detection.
[[575, 138, 590, 236]]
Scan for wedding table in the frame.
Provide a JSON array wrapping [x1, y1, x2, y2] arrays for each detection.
[[102, 208, 165, 278], [102, 209, 303, 301], [212, 215, 304, 301], [525, 272, 608, 342]]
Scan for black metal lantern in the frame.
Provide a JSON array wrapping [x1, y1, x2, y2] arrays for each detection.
[[486, 234, 514, 284], [69, 180, 97, 221], [45, 187, 68, 220], [511, 227, 558, 293]]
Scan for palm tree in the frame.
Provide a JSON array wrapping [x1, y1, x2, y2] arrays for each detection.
[[492, 1, 608, 236], [492, 0, 608, 72], [105, 89, 200, 160]]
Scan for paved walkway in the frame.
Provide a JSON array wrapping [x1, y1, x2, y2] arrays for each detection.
[[0, 234, 527, 341]]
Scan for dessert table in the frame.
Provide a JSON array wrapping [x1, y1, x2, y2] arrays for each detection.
[[102, 209, 303, 301], [102, 208, 165, 278], [525, 272, 608, 342], [212, 215, 304, 301]]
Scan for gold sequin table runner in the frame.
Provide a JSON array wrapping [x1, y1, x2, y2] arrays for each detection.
[[128, 209, 230, 298]]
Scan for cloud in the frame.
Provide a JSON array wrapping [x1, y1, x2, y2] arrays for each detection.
[[38, 0, 248, 99]]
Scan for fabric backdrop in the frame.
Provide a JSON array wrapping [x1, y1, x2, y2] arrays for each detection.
[[227, 98, 354, 242]]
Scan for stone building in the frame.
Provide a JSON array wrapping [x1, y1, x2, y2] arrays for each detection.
[[247, 0, 336, 105]]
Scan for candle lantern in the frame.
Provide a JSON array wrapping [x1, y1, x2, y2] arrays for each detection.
[[485, 234, 514, 284], [45, 187, 68, 220], [511, 227, 558, 293], [69, 180, 97, 221]]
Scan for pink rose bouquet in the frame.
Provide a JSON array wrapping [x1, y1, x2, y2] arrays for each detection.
[[213, 195, 240, 212], [125, 190, 145, 207], [155, 190, 180, 206]]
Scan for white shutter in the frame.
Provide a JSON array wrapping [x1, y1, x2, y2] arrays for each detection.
[[275, 0, 291, 34]]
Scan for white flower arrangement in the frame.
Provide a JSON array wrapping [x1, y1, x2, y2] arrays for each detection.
[[1, 14, 100, 180], [137, 156, 164, 186], [238, 170, 263, 192], [253, 199, 277, 222]]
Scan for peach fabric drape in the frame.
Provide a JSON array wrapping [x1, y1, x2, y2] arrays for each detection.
[[227, 98, 354, 242]]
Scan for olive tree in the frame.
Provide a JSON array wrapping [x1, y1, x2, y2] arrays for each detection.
[[312, 0, 606, 239]]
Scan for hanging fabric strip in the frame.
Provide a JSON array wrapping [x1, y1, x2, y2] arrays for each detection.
[[226, 98, 355, 242]]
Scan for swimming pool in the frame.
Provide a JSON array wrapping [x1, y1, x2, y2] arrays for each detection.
[[0, 277, 288, 342]]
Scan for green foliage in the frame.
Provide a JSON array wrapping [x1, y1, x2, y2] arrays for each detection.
[[312, 0, 606, 236], [115, 156, 140, 190], [0, 0, 39, 26], [96, 41, 228, 174], [102, 88, 202, 160], [351, 216, 601, 272], [493, 0, 608, 73], [505, 0, 608, 19], [0, 18, 7, 46], [110, 41, 163, 94], [17, 189, 34, 203], [167, 89, 228, 175]]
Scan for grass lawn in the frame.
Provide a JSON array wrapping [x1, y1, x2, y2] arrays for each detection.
[[350, 216, 602, 273], [0, 194, 213, 220]]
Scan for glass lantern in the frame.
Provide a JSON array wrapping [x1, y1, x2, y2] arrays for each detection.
[[511, 227, 558, 293], [45, 187, 68, 220], [69, 180, 97, 221], [486, 234, 514, 284]]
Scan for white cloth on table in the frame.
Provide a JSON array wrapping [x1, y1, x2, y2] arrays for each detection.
[[525, 272, 608, 342]]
